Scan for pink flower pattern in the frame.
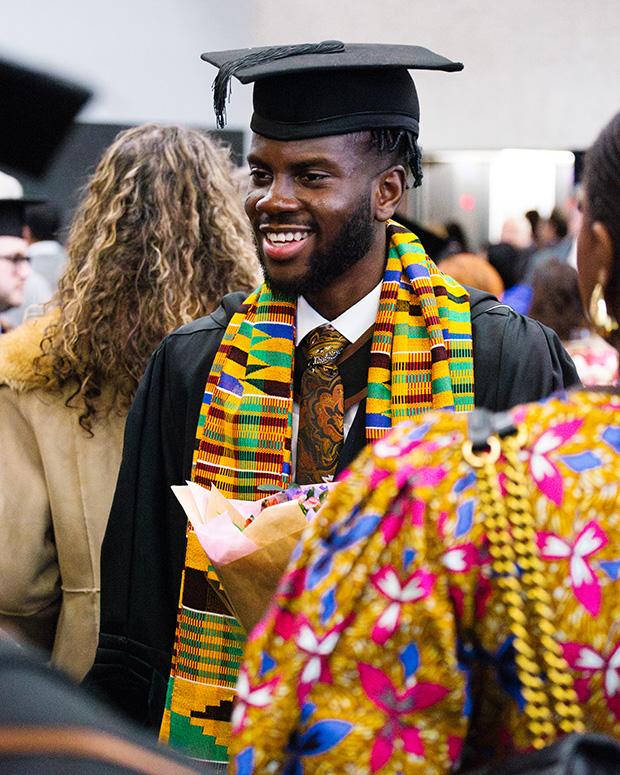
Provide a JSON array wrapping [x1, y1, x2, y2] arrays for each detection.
[[537, 520, 608, 615], [381, 496, 425, 543], [359, 662, 448, 772], [232, 392, 620, 774], [442, 542, 480, 573], [231, 667, 280, 733], [562, 641, 620, 720], [295, 614, 353, 704], [527, 419, 583, 505], [370, 566, 435, 645]]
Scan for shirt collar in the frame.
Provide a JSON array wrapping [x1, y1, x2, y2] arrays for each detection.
[[295, 281, 383, 345]]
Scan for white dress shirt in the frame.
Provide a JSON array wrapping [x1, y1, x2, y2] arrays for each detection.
[[291, 282, 382, 478]]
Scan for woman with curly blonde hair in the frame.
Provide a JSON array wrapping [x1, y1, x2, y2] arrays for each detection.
[[0, 123, 259, 680]]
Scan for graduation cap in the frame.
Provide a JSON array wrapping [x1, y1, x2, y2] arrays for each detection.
[[0, 171, 43, 236], [201, 41, 463, 140], [0, 57, 91, 177]]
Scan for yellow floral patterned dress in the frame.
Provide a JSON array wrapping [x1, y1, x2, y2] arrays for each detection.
[[230, 391, 620, 774]]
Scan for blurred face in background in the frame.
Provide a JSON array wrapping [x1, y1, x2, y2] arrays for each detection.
[[0, 236, 30, 310], [500, 217, 532, 249]]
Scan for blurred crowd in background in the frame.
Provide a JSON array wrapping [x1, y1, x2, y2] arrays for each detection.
[[5, 160, 617, 392]]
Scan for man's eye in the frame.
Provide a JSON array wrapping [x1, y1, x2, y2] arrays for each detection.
[[249, 169, 271, 183], [298, 173, 328, 184]]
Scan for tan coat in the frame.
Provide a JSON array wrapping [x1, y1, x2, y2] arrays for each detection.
[[0, 315, 125, 680]]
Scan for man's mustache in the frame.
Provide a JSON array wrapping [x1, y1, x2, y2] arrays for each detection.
[[256, 215, 317, 229]]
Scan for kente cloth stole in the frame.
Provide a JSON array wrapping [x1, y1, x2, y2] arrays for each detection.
[[160, 220, 474, 763]]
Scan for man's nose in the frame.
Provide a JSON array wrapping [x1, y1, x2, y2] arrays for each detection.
[[255, 176, 300, 214]]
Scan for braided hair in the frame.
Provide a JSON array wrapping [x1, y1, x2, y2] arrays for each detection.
[[585, 112, 620, 326], [585, 112, 620, 263], [368, 128, 424, 188]]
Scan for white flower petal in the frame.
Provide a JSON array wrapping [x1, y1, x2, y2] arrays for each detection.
[[534, 432, 562, 455], [236, 671, 249, 699], [576, 647, 605, 670], [542, 536, 571, 558], [574, 526, 604, 558], [570, 556, 594, 586], [400, 577, 427, 602], [377, 602, 401, 633], [296, 625, 319, 652], [247, 686, 275, 707], [608, 646, 620, 670], [606, 668, 620, 698], [231, 704, 245, 730], [443, 548, 466, 572], [316, 632, 339, 655], [531, 453, 555, 480], [376, 570, 402, 600], [301, 657, 321, 685]]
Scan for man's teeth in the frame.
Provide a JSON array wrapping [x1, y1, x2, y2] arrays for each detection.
[[266, 231, 309, 243]]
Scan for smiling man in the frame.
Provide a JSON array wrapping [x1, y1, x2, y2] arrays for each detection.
[[89, 43, 578, 771]]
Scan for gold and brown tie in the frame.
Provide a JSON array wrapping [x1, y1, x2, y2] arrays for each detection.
[[295, 324, 348, 485]]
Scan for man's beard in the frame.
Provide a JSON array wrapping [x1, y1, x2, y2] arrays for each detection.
[[258, 194, 375, 297]]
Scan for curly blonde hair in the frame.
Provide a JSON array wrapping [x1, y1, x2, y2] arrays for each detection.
[[40, 123, 260, 431]]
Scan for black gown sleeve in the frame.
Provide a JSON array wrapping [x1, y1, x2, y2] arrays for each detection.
[[471, 302, 580, 411], [84, 339, 188, 728], [85, 294, 245, 729]]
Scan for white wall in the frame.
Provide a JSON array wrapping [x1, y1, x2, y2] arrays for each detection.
[[0, 0, 254, 128], [2, 0, 619, 149]]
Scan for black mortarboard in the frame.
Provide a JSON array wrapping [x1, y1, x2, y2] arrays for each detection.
[[0, 57, 91, 177], [0, 172, 43, 236], [201, 41, 463, 140], [0, 200, 32, 237]]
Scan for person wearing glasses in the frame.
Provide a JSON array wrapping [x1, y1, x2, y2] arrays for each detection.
[[0, 174, 51, 332], [0, 235, 31, 332]]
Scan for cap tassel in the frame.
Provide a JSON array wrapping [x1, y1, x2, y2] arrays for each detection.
[[212, 40, 345, 128]]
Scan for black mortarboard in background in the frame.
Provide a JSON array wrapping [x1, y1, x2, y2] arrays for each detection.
[[0, 171, 42, 236], [0, 198, 44, 237], [201, 41, 463, 139], [0, 57, 91, 177], [394, 213, 449, 261], [0, 201, 29, 236]]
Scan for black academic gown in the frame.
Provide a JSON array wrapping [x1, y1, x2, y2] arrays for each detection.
[[85, 289, 579, 728]]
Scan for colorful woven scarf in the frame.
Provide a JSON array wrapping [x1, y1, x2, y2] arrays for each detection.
[[159, 221, 474, 765]]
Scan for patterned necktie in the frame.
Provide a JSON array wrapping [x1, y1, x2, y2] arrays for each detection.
[[296, 324, 348, 485]]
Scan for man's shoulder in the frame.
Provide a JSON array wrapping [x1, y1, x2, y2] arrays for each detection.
[[464, 286, 579, 409], [466, 285, 551, 349], [467, 286, 514, 321], [168, 291, 248, 341], [150, 291, 248, 394], [467, 286, 541, 337]]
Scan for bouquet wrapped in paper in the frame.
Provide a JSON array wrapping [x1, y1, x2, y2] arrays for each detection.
[[172, 481, 333, 632]]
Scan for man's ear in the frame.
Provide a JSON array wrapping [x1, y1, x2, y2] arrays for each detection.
[[373, 165, 407, 222]]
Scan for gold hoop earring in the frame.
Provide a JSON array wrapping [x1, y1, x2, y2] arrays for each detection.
[[589, 277, 619, 338]]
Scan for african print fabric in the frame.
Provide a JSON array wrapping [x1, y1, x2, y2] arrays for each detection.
[[161, 222, 474, 765], [231, 390, 620, 774]]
